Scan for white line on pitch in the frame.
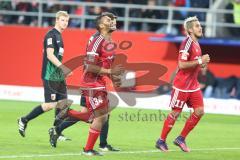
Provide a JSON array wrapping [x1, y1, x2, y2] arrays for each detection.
[[1, 147, 240, 159]]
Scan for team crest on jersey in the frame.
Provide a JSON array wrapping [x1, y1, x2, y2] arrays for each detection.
[[105, 42, 116, 51], [47, 38, 52, 45], [51, 94, 56, 100]]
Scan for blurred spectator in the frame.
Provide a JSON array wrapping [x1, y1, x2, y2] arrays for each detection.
[[141, 0, 161, 32], [225, 0, 240, 37], [213, 76, 238, 99], [198, 66, 216, 98], [173, 0, 190, 20], [232, 0, 240, 25], [0, 0, 239, 37], [188, 0, 209, 21], [85, 6, 103, 28], [69, 6, 83, 28], [156, 0, 180, 35], [0, 15, 4, 25], [128, 0, 147, 31], [0, 1, 14, 24], [157, 0, 171, 6], [236, 78, 240, 99], [109, 0, 127, 17], [14, 2, 39, 25]]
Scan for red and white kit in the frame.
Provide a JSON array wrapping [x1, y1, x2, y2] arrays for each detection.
[[171, 36, 204, 110], [81, 35, 115, 113]]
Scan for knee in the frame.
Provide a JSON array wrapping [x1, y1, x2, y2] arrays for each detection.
[[97, 114, 108, 124], [57, 99, 73, 108], [42, 102, 57, 111], [194, 108, 205, 117], [170, 110, 181, 119], [96, 114, 108, 124]]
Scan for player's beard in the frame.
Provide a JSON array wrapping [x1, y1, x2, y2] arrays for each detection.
[[109, 29, 115, 33], [109, 26, 116, 33]]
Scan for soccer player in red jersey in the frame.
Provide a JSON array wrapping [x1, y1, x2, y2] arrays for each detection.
[[49, 13, 123, 156], [49, 12, 120, 152], [156, 16, 210, 152]]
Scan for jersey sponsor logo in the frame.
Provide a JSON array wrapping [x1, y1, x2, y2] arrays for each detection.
[[47, 38, 52, 45], [57, 40, 60, 43], [105, 42, 116, 51], [59, 47, 64, 56]]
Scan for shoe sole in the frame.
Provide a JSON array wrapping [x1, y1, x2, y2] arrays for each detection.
[[82, 152, 103, 156], [173, 140, 190, 152], [155, 144, 168, 152], [99, 148, 109, 152]]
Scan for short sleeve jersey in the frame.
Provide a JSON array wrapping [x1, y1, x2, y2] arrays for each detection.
[[173, 36, 202, 92], [41, 28, 65, 81], [80, 35, 115, 89]]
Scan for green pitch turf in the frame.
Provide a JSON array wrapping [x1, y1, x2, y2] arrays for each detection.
[[0, 100, 240, 160]]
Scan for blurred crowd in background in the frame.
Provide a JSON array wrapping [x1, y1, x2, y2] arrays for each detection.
[[0, 0, 240, 37]]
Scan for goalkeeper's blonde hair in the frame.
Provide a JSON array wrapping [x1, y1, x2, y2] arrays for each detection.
[[183, 16, 199, 35], [56, 11, 69, 20]]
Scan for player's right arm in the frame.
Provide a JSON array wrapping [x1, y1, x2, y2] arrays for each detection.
[[178, 38, 210, 70], [45, 34, 62, 67], [47, 48, 72, 76], [178, 53, 210, 70], [46, 48, 62, 67], [46, 35, 72, 76], [85, 36, 124, 76], [85, 54, 123, 76]]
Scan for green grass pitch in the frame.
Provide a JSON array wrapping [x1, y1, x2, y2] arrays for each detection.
[[0, 100, 240, 160]]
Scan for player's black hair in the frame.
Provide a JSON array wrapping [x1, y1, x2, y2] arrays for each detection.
[[95, 12, 117, 31]]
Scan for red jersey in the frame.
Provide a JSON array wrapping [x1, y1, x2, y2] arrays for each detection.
[[173, 36, 202, 92], [80, 35, 115, 89]]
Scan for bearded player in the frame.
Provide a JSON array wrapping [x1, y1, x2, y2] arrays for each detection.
[[156, 16, 210, 152], [49, 13, 123, 156], [49, 12, 120, 152]]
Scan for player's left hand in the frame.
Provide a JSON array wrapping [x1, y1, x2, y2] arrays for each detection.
[[66, 71, 73, 77], [60, 65, 73, 77], [111, 65, 124, 76]]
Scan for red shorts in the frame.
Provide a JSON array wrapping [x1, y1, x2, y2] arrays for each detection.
[[82, 89, 109, 114], [169, 89, 204, 111]]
